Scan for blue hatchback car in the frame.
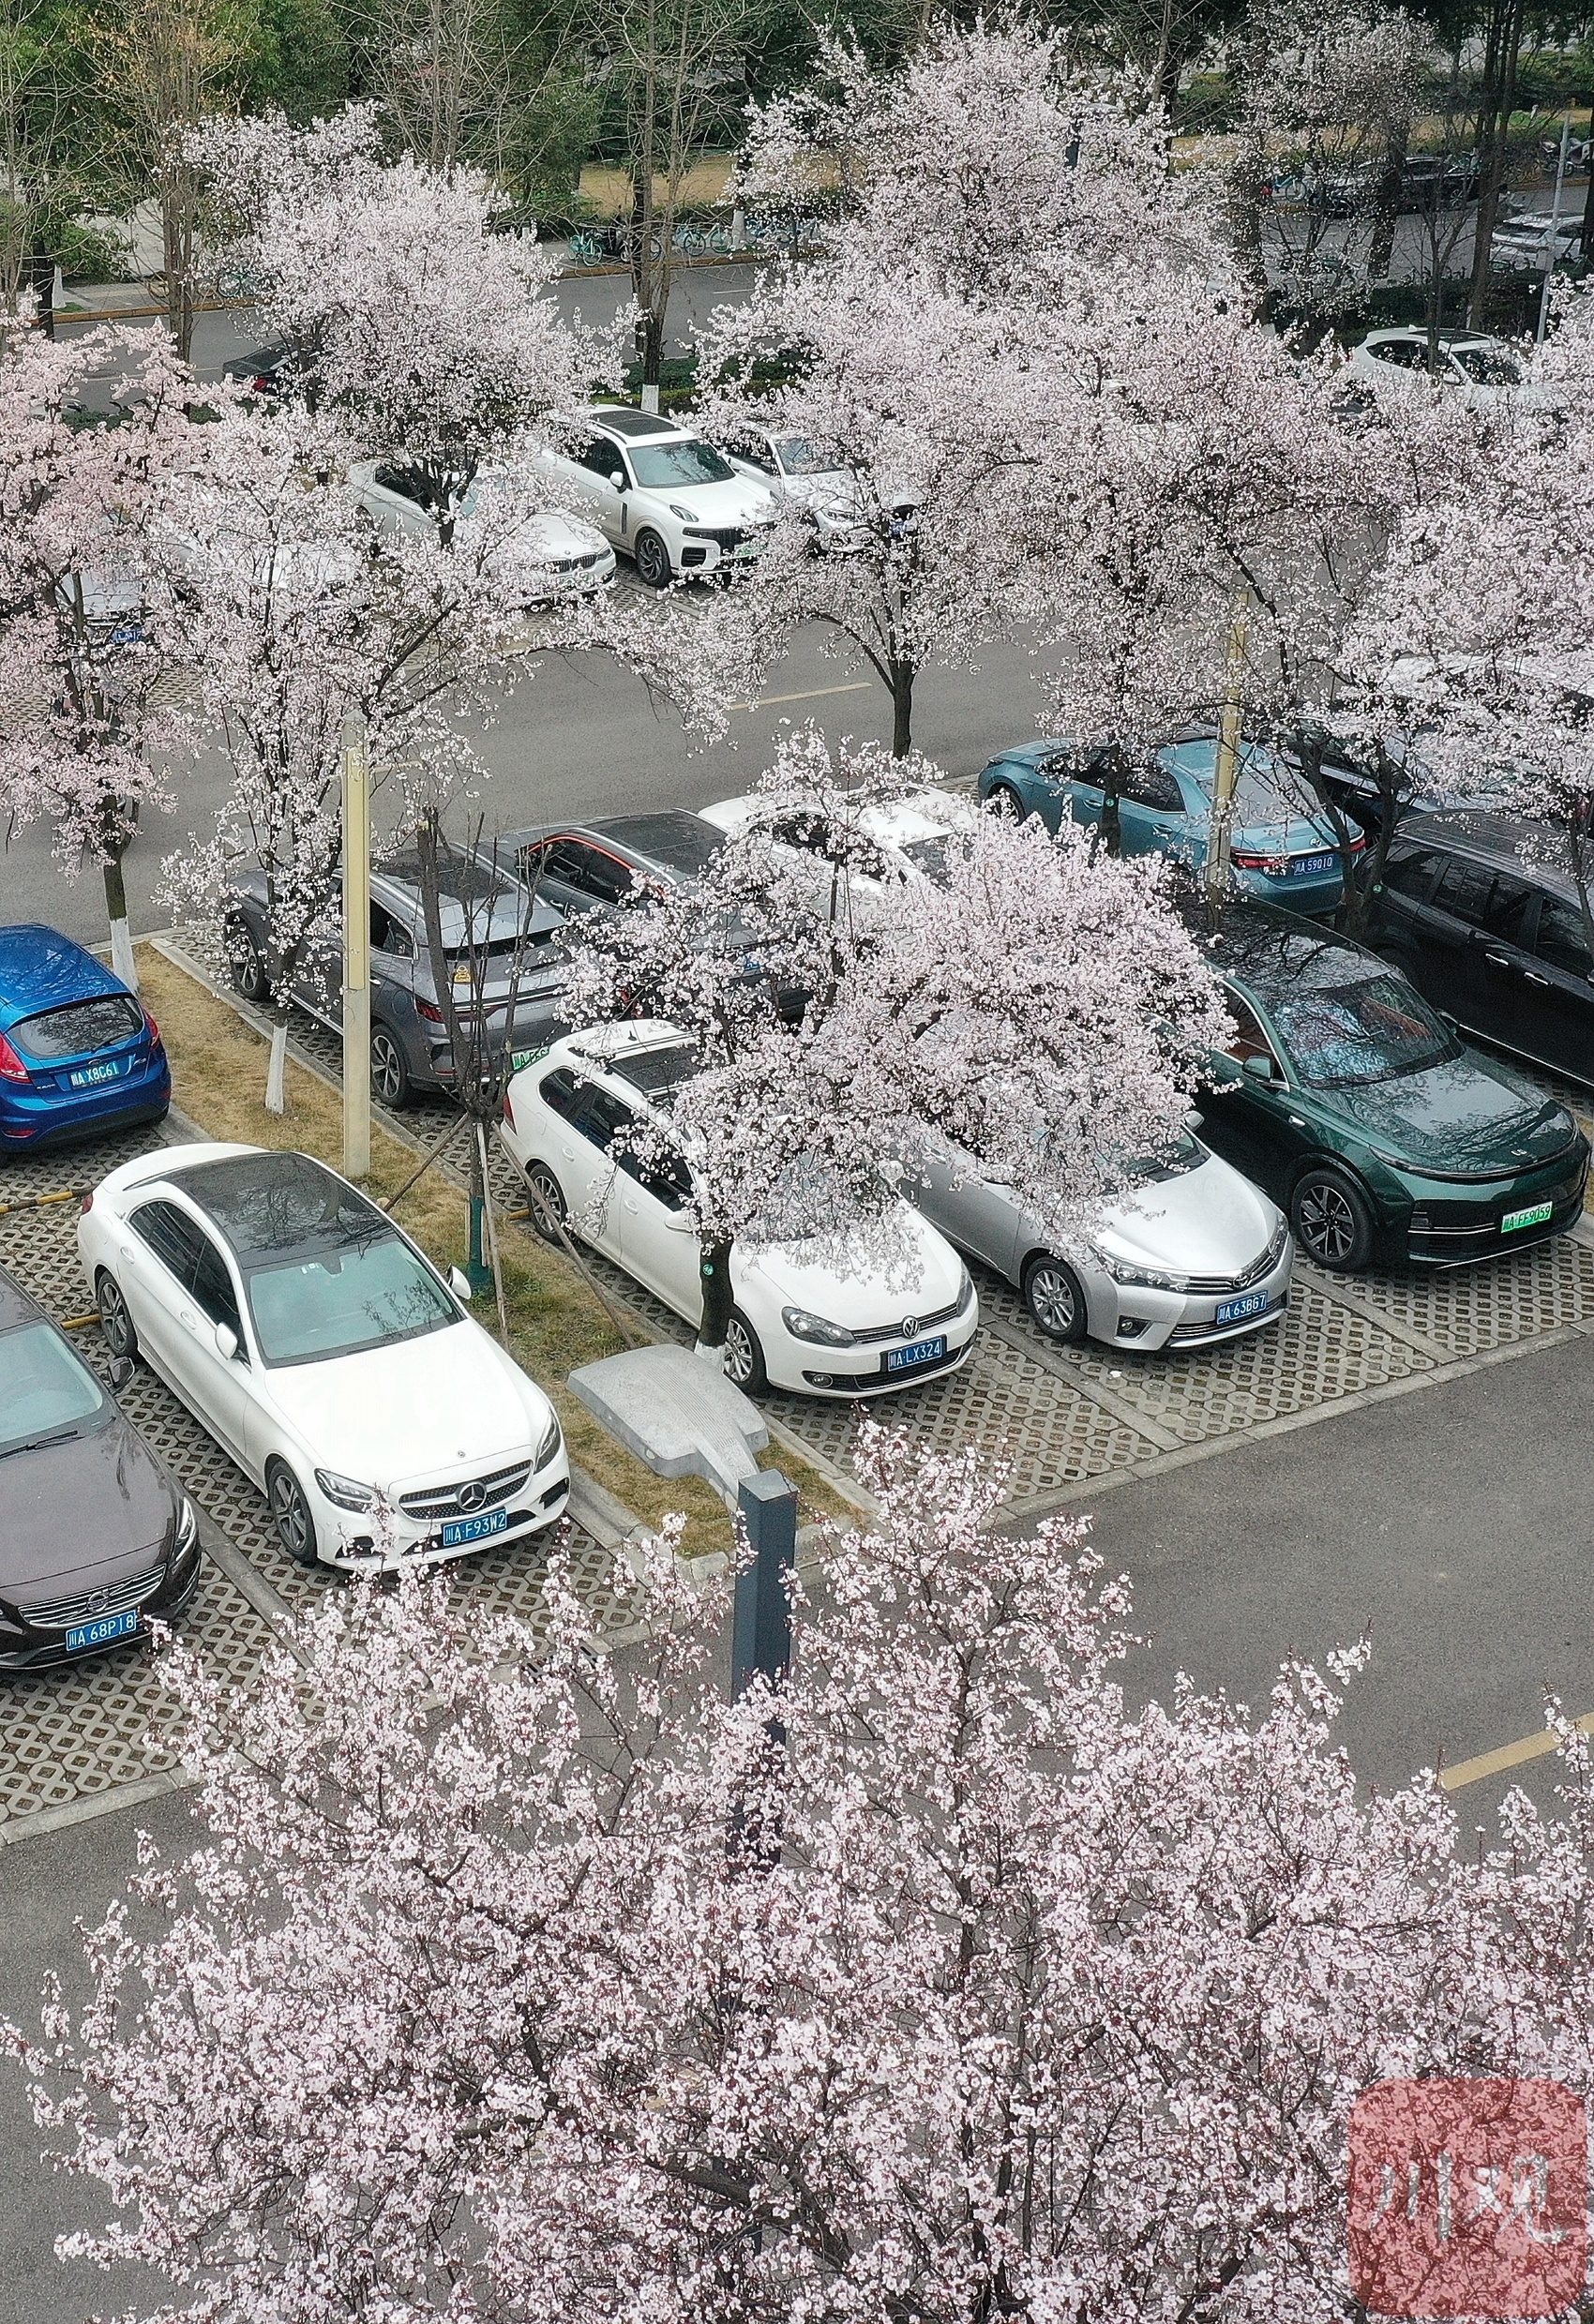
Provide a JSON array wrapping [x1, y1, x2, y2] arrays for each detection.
[[976, 730, 1362, 916], [0, 926, 170, 1153]]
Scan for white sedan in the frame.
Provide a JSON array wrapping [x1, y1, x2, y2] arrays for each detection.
[[347, 457, 615, 605], [724, 427, 919, 549], [79, 1144, 569, 1571], [501, 1025, 978, 1397], [910, 1127, 1292, 1354], [697, 787, 978, 904], [1347, 328, 1557, 411]]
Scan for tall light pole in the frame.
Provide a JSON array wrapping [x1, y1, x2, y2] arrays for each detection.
[[341, 709, 370, 1181], [1536, 117, 1571, 348]]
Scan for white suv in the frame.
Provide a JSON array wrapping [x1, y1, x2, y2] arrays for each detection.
[[534, 407, 777, 588]]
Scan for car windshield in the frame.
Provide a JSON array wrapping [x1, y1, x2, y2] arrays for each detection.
[[0, 1321, 105, 1454], [245, 1233, 457, 1366], [628, 441, 735, 488], [1269, 973, 1455, 1088], [776, 435, 844, 476], [895, 833, 955, 883], [1115, 1129, 1204, 1184], [1451, 346, 1521, 384]]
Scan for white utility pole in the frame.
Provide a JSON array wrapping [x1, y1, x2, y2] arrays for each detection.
[[341, 709, 370, 1180], [1536, 118, 1571, 348]]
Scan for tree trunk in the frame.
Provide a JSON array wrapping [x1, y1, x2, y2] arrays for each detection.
[[102, 850, 138, 992], [890, 663, 913, 757], [696, 1234, 734, 1357], [1368, 123, 1409, 279], [639, 307, 665, 412], [1581, 99, 1594, 260], [265, 1013, 289, 1114], [1467, 0, 1527, 327]]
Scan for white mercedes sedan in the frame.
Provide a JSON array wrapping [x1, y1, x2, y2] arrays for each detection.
[[79, 1144, 569, 1571], [501, 1025, 978, 1397]]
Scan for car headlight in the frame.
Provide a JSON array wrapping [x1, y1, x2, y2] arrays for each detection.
[[781, 1305, 858, 1347], [534, 1410, 563, 1470], [314, 1468, 376, 1511], [669, 502, 696, 520], [1097, 1252, 1191, 1293], [955, 1264, 974, 1312], [1261, 1218, 1291, 1270], [173, 1495, 199, 1558]]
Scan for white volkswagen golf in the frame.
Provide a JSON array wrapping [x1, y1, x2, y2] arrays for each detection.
[[501, 1026, 979, 1397], [79, 1145, 569, 1571]]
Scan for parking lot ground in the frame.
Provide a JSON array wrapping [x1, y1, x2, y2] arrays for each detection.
[[1077, 1326, 1594, 1839], [0, 1113, 638, 1842]]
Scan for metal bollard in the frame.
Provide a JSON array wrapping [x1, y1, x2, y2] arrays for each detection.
[[731, 1469, 797, 1701]]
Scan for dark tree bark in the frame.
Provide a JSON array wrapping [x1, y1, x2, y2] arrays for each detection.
[[698, 1233, 734, 1351], [1467, 0, 1528, 328]]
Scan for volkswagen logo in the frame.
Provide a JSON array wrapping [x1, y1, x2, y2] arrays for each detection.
[[899, 1317, 919, 1342], [85, 1589, 110, 1615], [456, 1479, 487, 1514]]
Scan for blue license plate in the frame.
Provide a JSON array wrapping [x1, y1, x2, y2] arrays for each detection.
[[441, 1507, 509, 1549], [1286, 852, 1336, 879], [65, 1608, 139, 1652], [1215, 1290, 1271, 1325], [886, 1334, 946, 1374], [68, 1059, 121, 1088]]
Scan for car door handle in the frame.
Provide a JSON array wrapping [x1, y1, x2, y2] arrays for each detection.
[[1287, 1115, 1306, 1128], [624, 1198, 639, 1214], [1481, 950, 1512, 968], [1524, 970, 1550, 986]]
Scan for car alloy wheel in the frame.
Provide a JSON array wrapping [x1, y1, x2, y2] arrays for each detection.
[[524, 1163, 566, 1242], [266, 1462, 319, 1567], [1023, 1254, 1088, 1342], [369, 1024, 413, 1109], [1291, 1168, 1374, 1271], [634, 529, 673, 591], [96, 1271, 138, 1361], [228, 925, 269, 1004], [723, 1308, 768, 1394]]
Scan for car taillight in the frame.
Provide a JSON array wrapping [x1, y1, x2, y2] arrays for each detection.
[[1230, 849, 1286, 874], [0, 1033, 29, 1083], [503, 1087, 516, 1130], [142, 1008, 161, 1044], [416, 998, 444, 1024], [80, 1190, 94, 1213], [1349, 833, 1367, 855]]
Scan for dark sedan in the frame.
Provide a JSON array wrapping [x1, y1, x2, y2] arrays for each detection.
[[0, 923, 170, 1153], [0, 1266, 200, 1671], [502, 811, 727, 918], [1368, 812, 1594, 1088], [1198, 905, 1588, 1270]]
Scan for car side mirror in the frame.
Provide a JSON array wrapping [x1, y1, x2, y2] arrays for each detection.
[[214, 1322, 238, 1360], [108, 1354, 135, 1392], [449, 1266, 474, 1300], [1242, 1052, 1282, 1086], [609, 470, 624, 490], [1184, 1108, 1204, 1130]]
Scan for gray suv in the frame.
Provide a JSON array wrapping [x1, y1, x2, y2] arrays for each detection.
[[224, 852, 570, 1107]]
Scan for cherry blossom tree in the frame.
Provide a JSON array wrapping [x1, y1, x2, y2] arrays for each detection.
[[730, 20, 1223, 311], [15, 1418, 1594, 2322], [698, 259, 1053, 758], [0, 326, 199, 989], [555, 727, 1229, 1357], [187, 103, 597, 509], [1343, 307, 1594, 945]]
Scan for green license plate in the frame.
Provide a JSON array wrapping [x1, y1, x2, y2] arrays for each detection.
[[510, 1045, 549, 1072], [1502, 1199, 1554, 1234]]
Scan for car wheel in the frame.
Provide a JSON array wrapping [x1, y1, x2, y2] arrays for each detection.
[[985, 782, 1029, 821], [369, 1023, 413, 1109], [227, 922, 269, 1004], [722, 1307, 768, 1394], [96, 1270, 139, 1362], [1291, 1167, 1376, 1271], [524, 1163, 566, 1243], [1022, 1253, 1089, 1342], [265, 1461, 320, 1567], [633, 529, 673, 590]]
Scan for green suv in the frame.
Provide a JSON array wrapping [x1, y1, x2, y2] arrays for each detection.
[[1198, 907, 1589, 1270]]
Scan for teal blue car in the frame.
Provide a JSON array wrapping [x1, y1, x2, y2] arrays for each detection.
[[976, 728, 1362, 917]]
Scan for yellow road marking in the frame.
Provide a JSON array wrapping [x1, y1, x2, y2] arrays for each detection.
[[1441, 1711, 1594, 1791], [734, 681, 874, 712]]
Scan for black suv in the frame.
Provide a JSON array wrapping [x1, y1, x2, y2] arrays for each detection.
[[1367, 812, 1594, 1087]]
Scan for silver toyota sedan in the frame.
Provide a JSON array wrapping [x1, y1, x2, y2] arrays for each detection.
[[910, 1129, 1293, 1354]]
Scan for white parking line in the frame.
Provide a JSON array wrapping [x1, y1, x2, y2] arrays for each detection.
[[733, 681, 875, 712]]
